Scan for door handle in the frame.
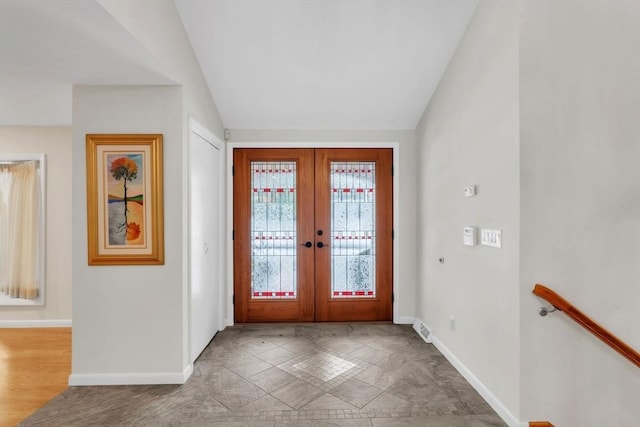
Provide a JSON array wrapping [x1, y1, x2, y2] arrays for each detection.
[[316, 242, 328, 248], [301, 241, 313, 248]]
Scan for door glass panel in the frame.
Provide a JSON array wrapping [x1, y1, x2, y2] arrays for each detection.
[[330, 162, 376, 298], [251, 162, 296, 299]]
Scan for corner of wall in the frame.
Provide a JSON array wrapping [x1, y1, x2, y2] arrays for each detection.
[[413, 0, 521, 420], [413, 318, 524, 427]]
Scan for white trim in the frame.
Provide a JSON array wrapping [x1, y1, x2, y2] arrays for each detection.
[[431, 334, 523, 427], [0, 295, 42, 305], [394, 316, 415, 325], [228, 141, 399, 149], [0, 319, 71, 328], [413, 319, 522, 427], [69, 364, 193, 386], [226, 143, 234, 326], [392, 145, 400, 323], [226, 141, 400, 324]]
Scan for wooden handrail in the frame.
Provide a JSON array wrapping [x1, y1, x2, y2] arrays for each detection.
[[533, 284, 640, 368]]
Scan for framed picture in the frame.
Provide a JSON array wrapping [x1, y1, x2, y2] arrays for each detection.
[[86, 134, 164, 265]]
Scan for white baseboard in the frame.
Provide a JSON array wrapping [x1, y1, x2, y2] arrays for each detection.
[[183, 363, 194, 382], [413, 318, 523, 427], [394, 316, 415, 325], [0, 319, 72, 328], [69, 364, 193, 386]]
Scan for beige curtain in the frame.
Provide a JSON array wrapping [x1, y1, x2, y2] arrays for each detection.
[[0, 161, 41, 299]]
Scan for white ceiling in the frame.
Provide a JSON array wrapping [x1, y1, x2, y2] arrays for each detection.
[[0, 1, 175, 126], [175, 0, 478, 129], [0, 0, 478, 130]]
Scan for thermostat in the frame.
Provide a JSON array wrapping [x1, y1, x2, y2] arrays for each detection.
[[463, 226, 477, 246]]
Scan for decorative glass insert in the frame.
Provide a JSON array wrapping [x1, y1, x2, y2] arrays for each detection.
[[251, 162, 297, 299], [331, 162, 375, 298]]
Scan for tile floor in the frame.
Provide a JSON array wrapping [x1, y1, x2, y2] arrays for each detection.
[[22, 323, 506, 426]]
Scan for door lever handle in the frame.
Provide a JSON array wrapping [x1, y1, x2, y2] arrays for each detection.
[[301, 241, 313, 248], [316, 242, 328, 248]]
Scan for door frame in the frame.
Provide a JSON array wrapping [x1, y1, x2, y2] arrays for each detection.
[[225, 141, 400, 326]]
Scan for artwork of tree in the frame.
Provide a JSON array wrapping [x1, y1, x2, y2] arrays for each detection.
[[109, 157, 138, 233]]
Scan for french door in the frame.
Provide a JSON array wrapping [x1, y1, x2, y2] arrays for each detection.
[[233, 148, 392, 322]]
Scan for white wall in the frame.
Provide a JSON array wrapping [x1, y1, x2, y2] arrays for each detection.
[[228, 129, 417, 322], [97, 0, 224, 138], [0, 127, 72, 323], [71, 86, 185, 383], [520, 1, 640, 425], [70, 1, 226, 384], [97, 0, 227, 370], [415, 1, 639, 425], [414, 0, 521, 421]]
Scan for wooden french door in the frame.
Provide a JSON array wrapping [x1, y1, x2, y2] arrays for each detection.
[[233, 148, 392, 322]]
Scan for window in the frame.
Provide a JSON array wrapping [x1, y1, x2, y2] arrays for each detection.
[[0, 154, 45, 305]]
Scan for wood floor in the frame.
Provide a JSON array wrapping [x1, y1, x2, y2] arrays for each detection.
[[0, 328, 71, 427]]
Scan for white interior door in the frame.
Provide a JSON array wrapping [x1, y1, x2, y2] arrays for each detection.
[[189, 121, 223, 362]]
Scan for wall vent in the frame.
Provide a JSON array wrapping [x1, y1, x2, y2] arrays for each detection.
[[419, 322, 432, 343]]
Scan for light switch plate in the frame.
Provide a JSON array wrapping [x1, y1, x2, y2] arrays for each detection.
[[480, 229, 502, 248]]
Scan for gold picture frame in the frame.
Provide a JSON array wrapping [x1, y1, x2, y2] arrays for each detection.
[[86, 134, 164, 265]]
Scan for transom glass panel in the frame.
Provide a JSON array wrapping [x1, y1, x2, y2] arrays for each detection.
[[251, 162, 296, 299], [331, 162, 376, 298]]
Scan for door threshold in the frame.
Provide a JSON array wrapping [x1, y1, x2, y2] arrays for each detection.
[[232, 321, 394, 327]]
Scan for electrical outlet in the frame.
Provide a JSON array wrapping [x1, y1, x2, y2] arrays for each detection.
[[449, 315, 455, 330]]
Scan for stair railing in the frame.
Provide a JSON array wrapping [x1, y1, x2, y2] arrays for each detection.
[[533, 284, 640, 368]]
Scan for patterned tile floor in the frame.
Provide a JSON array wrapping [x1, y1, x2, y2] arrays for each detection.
[[22, 323, 506, 426]]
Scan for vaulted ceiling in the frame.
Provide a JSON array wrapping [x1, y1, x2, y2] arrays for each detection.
[[0, 0, 477, 129]]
